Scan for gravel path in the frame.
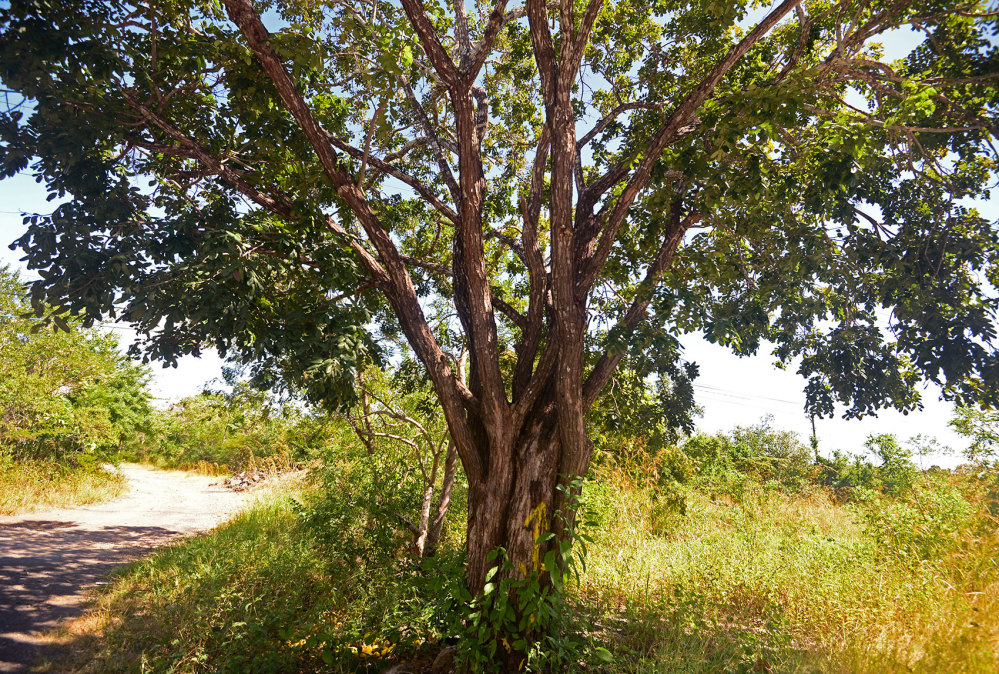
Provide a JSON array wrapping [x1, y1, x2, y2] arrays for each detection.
[[0, 464, 248, 672]]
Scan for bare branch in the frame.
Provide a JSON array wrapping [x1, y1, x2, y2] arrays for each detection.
[[577, 102, 662, 149], [324, 132, 458, 221], [399, 76, 462, 204], [357, 98, 387, 188]]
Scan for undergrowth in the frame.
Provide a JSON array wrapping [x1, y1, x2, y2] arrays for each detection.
[[580, 458, 999, 673], [36, 462, 999, 673], [0, 455, 127, 515]]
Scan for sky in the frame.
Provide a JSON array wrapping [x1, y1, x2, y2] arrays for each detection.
[[0, 10, 992, 467]]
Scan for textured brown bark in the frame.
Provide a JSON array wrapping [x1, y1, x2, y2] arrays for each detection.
[[465, 409, 561, 595]]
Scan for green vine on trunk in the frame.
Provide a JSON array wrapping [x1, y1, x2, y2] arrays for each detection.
[[453, 478, 611, 672]]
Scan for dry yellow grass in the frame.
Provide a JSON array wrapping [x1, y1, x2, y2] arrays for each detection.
[[0, 460, 127, 515], [579, 468, 999, 673]]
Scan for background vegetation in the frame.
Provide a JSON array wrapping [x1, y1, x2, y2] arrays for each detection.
[[36, 406, 999, 673], [120, 380, 339, 474], [0, 266, 146, 512], [4, 267, 997, 670]]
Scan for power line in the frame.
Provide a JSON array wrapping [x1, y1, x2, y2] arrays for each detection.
[[692, 383, 801, 406], [694, 391, 798, 412]]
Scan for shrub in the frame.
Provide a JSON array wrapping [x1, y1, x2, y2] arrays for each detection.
[[817, 434, 919, 500], [861, 481, 976, 564], [1, 266, 152, 464], [681, 418, 813, 495], [865, 433, 918, 496], [124, 383, 338, 471]]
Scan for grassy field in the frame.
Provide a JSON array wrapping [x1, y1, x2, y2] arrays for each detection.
[[0, 457, 127, 515], [581, 473, 999, 672], [33, 462, 999, 673]]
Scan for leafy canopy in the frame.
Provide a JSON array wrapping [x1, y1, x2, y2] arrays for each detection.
[[0, 0, 997, 427]]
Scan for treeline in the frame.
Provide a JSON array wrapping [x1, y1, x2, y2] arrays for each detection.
[[1, 266, 149, 512]]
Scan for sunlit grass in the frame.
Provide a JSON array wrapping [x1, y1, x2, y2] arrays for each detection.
[[35, 479, 428, 673], [34, 465, 999, 673], [580, 467, 999, 672], [0, 458, 127, 515]]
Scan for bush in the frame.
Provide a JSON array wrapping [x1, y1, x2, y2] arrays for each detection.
[[861, 481, 976, 564], [124, 383, 339, 471], [1, 266, 152, 464], [681, 418, 814, 495], [817, 434, 919, 499]]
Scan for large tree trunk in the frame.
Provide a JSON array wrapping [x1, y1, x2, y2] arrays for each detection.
[[461, 405, 596, 672], [465, 411, 570, 595]]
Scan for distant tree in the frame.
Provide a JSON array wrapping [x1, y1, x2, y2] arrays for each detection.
[[951, 405, 999, 464], [2, 1, 998, 660], [0, 266, 150, 460], [865, 433, 918, 495], [905, 433, 950, 468]]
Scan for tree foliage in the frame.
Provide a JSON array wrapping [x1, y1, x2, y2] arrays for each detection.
[[951, 404, 999, 463], [0, 266, 151, 460]]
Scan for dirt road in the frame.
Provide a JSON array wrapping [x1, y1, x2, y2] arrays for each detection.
[[0, 464, 248, 672]]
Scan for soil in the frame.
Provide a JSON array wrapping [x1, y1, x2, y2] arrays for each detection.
[[0, 464, 248, 672]]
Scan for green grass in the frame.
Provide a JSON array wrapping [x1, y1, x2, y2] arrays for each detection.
[[36, 469, 999, 673], [580, 469, 999, 673], [38, 483, 453, 673], [0, 457, 127, 515]]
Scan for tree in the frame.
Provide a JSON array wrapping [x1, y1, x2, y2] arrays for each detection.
[[951, 405, 999, 464], [346, 363, 461, 558], [0, 266, 151, 460], [1, 0, 997, 639]]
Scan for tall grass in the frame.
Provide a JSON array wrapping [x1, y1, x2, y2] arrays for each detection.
[[38, 483, 461, 673], [580, 464, 999, 673], [0, 456, 127, 515], [37, 464, 999, 672]]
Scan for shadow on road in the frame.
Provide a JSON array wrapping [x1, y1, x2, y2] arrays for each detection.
[[0, 519, 182, 671]]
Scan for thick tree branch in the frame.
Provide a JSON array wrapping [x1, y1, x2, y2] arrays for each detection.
[[448, 78, 509, 433], [526, 0, 557, 105], [224, 0, 483, 482], [492, 296, 528, 331], [568, 0, 606, 75], [399, 0, 460, 85], [513, 125, 552, 399], [452, 0, 472, 61], [583, 209, 702, 408], [463, 0, 511, 79]]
